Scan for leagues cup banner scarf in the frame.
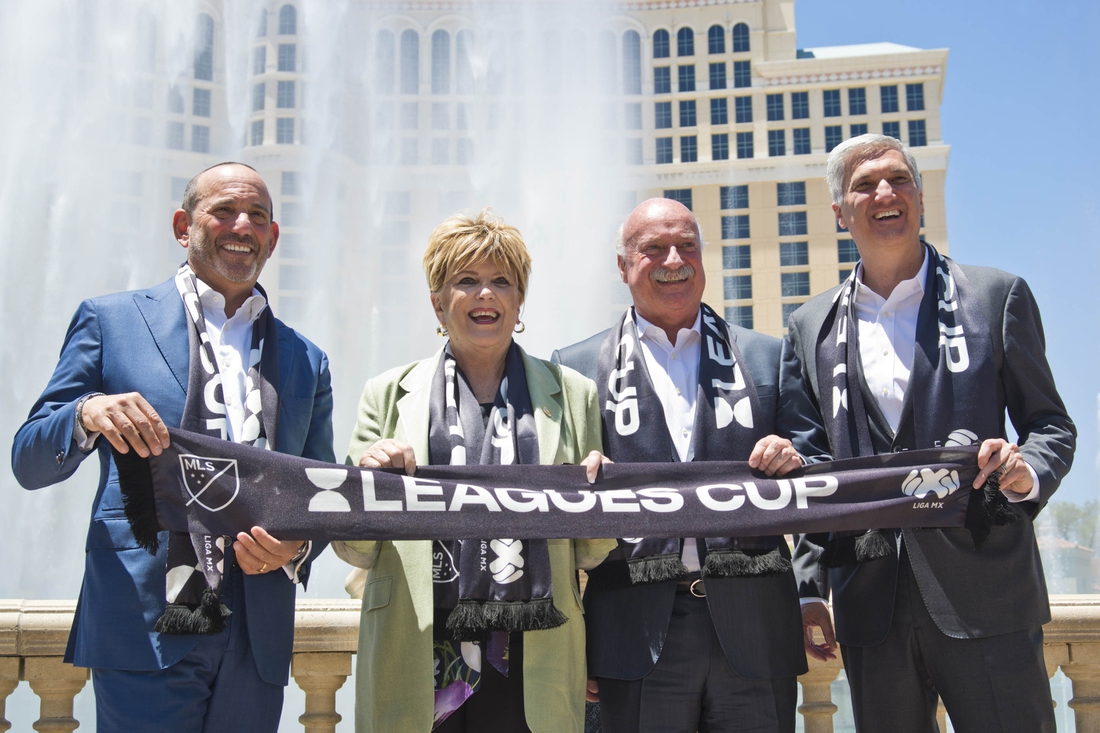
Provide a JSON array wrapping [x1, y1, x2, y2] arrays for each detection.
[[815, 243, 1013, 565], [594, 304, 788, 585], [156, 264, 280, 635]]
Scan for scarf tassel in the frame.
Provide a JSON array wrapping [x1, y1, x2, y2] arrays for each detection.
[[445, 598, 568, 642], [702, 548, 792, 578], [627, 554, 690, 584], [821, 530, 895, 568], [153, 588, 232, 636], [965, 474, 1019, 549], [112, 447, 161, 555]]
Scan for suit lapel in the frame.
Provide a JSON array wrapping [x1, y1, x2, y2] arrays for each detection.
[[523, 351, 562, 466], [396, 352, 440, 465], [133, 279, 188, 395]]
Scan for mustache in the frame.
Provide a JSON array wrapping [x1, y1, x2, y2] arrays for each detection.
[[651, 264, 695, 283]]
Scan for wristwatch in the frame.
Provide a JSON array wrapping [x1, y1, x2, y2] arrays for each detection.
[[75, 393, 105, 434]]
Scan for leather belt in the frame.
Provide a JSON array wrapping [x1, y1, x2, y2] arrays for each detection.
[[675, 575, 706, 598]]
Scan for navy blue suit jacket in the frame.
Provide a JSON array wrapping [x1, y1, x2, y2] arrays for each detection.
[[11, 278, 335, 685]]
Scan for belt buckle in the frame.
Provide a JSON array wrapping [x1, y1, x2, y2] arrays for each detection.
[[689, 578, 706, 598]]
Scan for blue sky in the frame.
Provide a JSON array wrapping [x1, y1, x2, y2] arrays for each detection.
[[797, 0, 1100, 506]]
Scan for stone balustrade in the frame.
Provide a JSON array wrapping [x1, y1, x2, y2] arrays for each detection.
[[2, 595, 1099, 731]]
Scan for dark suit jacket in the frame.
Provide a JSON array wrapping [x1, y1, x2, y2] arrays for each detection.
[[11, 278, 335, 685], [553, 322, 830, 680], [790, 265, 1075, 646]]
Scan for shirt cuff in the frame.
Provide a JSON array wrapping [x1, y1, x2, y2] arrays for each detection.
[[800, 597, 828, 606], [1003, 462, 1041, 504], [282, 541, 312, 583]]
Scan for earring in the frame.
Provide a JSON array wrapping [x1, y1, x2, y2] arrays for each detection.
[[436, 325, 449, 337], [513, 321, 525, 334]]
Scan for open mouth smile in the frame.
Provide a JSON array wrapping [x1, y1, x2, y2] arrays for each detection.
[[873, 209, 901, 220], [469, 309, 500, 324]]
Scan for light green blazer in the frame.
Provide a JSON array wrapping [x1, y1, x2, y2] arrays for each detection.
[[332, 346, 614, 733]]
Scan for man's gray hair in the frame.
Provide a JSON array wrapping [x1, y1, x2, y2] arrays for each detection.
[[826, 134, 922, 206]]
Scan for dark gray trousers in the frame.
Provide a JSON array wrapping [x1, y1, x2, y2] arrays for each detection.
[[597, 590, 796, 733], [842, 549, 1055, 733]]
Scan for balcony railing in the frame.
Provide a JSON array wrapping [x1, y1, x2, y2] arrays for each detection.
[[2, 595, 1099, 732]]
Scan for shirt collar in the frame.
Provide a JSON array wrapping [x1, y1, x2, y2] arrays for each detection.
[[853, 247, 929, 308], [194, 276, 267, 326], [634, 308, 702, 350]]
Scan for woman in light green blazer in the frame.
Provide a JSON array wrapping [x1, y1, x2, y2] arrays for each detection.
[[333, 209, 614, 733]]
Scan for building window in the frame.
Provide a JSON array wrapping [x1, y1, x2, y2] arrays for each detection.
[[654, 67, 671, 94], [781, 272, 810, 297], [277, 80, 295, 108], [736, 131, 754, 159], [432, 138, 449, 165], [626, 138, 643, 164], [711, 98, 728, 125], [733, 60, 751, 88], [656, 137, 673, 164], [252, 83, 265, 112], [253, 46, 266, 75], [133, 117, 152, 145], [432, 103, 449, 130], [678, 65, 695, 92], [709, 63, 726, 90], [374, 30, 395, 94], [282, 171, 300, 195], [712, 133, 729, 160], [734, 96, 752, 123], [838, 238, 860, 263], [848, 87, 867, 115], [782, 302, 802, 328], [190, 88, 211, 117], [276, 117, 294, 144], [191, 125, 210, 153], [432, 30, 450, 94], [732, 23, 750, 53], [166, 121, 185, 149], [906, 83, 925, 111], [679, 100, 696, 127], [278, 44, 296, 72], [455, 138, 473, 164], [708, 25, 725, 54], [456, 31, 474, 94], [908, 119, 927, 146], [664, 189, 692, 210], [250, 119, 264, 146], [281, 202, 303, 227], [791, 91, 809, 119], [400, 30, 419, 94], [681, 136, 698, 162], [780, 241, 809, 267], [256, 9, 268, 37], [839, 269, 852, 284], [400, 102, 418, 129], [624, 103, 642, 129], [766, 93, 784, 121], [721, 185, 748, 209], [850, 123, 868, 137], [623, 31, 642, 95], [793, 128, 810, 155], [777, 181, 806, 206], [194, 14, 214, 81], [823, 89, 841, 117], [677, 27, 694, 57], [726, 305, 753, 329], [881, 85, 899, 113], [722, 214, 750, 239], [166, 86, 184, 113], [724, 274, 752, 300], [278, 5, 297, 34], [723, 244, 751, 269], [778, 211, 808, 236], [825, 125, 843, 152], [655, 101, 672, 129], [400, 138, 418, 164], [768, 129, 785, 157], [883, 121, 901, 140], [653, 29, 670, 59]]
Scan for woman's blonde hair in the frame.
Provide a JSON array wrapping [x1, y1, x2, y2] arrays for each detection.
[[422, 208, 532, 300]]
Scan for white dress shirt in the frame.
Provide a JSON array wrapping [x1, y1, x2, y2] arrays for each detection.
[[635, 310, 704, 571]]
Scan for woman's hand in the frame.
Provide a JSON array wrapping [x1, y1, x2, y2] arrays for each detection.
[[358, 439, 418, 476], [580, 450, 612, 484]]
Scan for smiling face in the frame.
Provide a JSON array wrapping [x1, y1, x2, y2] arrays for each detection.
[[431, 258, 522, 360], [834, 149, 924, 260], [617, 198, 705, 336], [174, 164, 278, 296]]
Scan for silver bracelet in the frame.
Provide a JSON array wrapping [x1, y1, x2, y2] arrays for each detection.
[[75, 393, 105, 434]]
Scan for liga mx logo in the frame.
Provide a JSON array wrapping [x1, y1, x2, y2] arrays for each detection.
[[901, 468, 961, 500], [179, 454, 240, 512]]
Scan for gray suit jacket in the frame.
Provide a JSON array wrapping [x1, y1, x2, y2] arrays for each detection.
[[553, 321, 830, 680], [790, 264, 1075, 645]]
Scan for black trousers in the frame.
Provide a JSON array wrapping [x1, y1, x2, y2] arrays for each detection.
[[435, 635, 531, 733], [597, 590, 796, 733], [842, 548, 1055, 733]]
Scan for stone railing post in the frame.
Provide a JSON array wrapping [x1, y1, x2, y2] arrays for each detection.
[[24, 657, 88, 733], [292, 652, 351, 733], [0, 658, 19, 733], [1044, 595, 1100, 733], [798, 663, 841, 733]]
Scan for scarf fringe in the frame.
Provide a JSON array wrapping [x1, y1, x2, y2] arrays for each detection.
[[153, 588, 231, 636], [627, 554, 689, 584], [821, 529, 895, 568], [702, 548, 792, 578], [445, 598, 568, 641], [112, 447, 161, 555], [965, 474, 1018, 549]]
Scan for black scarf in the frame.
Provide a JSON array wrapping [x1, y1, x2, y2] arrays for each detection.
[[154, 264, 279, 634], [428, 342, 566, 640], [595, 304, 789, 584], [816, 243, 1013, 564]]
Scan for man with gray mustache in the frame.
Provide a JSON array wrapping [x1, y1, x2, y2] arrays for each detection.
[[553, 198, 829, 732]]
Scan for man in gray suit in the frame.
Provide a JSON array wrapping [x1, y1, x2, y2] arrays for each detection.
[[554, 198, 829, 733], [791, 134, 1075, 732]]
